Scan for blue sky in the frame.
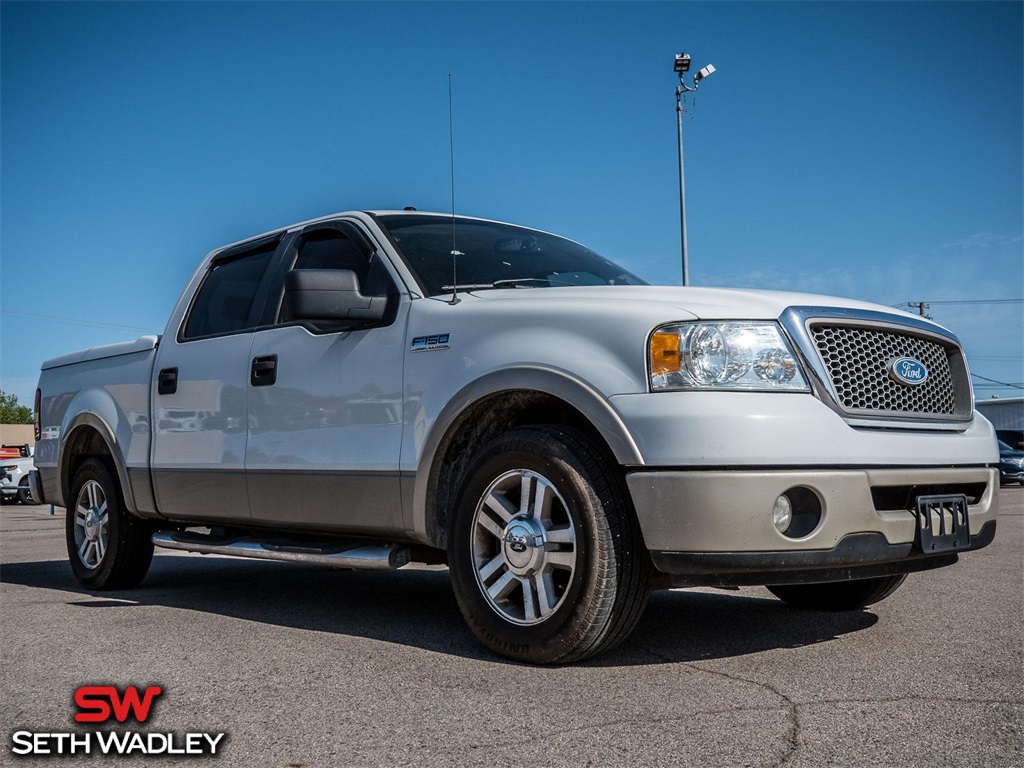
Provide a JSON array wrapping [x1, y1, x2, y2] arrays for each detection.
[[2, 1, 1021, 408]]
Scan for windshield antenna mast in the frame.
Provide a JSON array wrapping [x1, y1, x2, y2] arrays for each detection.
[[448, 74, 462, 306]]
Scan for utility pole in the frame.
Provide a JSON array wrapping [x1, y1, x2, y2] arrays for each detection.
[[906, 301, 932, 319]]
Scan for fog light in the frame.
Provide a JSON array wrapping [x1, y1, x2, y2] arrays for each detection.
[[772, 495, 793, 533]]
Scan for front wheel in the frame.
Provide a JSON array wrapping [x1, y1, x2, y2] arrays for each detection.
[[767, 574, 907, 611], [66, 458, 154, 590], [448, 425, 652, 664], [18, 478, 37, 505]]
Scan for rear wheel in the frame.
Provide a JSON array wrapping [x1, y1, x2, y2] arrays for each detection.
[[66, 458, 154, 590], [767, 574, 907, 611], [448, 425, 652, 664]]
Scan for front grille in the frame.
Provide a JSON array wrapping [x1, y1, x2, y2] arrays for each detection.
[[809, 323, 968, 419]]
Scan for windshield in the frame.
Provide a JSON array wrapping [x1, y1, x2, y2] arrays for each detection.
[[376, 214, 646, 297]]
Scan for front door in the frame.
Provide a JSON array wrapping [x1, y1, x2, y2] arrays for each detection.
[[244, 222, 407, 534]]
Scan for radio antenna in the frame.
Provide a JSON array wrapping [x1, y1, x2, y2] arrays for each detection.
[[448, 74, 462, 306]]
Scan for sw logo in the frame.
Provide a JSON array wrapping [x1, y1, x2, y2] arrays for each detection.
[[10, 684, 226, 757], [74, 684, 162, 723]]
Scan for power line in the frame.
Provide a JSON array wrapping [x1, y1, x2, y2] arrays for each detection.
[[924, 298, 1023, 305], [971, 373, 1024, 390], [0, 309, 152, 332], [893, 299, 1023, 307]]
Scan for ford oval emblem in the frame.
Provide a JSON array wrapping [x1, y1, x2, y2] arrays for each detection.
[[888, 357, 928, 386]]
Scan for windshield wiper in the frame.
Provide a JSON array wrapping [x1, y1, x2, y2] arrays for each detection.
[[441, 277, 576, 291]]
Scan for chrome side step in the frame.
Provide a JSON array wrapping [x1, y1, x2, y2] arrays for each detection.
[[152, 531, 410, 570]]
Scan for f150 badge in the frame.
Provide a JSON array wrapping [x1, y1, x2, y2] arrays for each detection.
[[889, 357, 928, 386], [411, 333, 451, 352]]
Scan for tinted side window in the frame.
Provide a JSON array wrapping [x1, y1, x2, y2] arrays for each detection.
[[183, 245, 275, 339], [294, 230, 369, 281]]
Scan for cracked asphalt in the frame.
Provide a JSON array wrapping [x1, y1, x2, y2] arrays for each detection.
[[2, 489, 1021, 767]]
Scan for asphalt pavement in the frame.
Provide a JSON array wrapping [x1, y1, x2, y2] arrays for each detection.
[[2, 489, 1021, 767]]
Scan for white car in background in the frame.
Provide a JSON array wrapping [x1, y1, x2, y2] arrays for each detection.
[[1, 448, 38, 505]]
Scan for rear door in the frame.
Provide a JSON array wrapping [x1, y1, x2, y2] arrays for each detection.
[[244, 220, 408, 534], [151, 235, 283, 521]]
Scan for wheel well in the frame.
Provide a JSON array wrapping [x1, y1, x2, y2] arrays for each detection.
[[426, 390, 618, 548], [61, 426, 113, 505]]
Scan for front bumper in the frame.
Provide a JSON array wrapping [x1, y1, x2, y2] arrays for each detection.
[[627, 466, 999, 585]]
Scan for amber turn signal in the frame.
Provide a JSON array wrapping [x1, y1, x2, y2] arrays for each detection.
[[650, 331, 681, 376]]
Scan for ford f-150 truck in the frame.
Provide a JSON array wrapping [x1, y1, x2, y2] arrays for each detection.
[[31, 211, 999, 663]]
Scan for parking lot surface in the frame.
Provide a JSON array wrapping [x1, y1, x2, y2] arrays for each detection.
[[2, 489, 1022, 767]]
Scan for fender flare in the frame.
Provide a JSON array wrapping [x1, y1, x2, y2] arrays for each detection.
[[58, 412, 139, 514], [412, 365, 644, 544]]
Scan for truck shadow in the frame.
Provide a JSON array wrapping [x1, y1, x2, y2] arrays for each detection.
[[2, 554, 877, 667]]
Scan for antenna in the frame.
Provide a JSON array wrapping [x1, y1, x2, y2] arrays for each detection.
[[448, 74, 462, 306]]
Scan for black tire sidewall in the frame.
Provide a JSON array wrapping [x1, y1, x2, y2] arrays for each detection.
[[448, 429, 616, 662]]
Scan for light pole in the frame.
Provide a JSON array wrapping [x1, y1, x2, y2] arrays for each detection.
[[674, 53, 715, 286]]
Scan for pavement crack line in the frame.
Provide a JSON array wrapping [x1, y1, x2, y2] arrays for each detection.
[[452, 706, 787, 755], [630, 642, 801, 768]]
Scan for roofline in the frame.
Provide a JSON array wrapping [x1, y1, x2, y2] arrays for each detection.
[[207, 209, 592, 263]]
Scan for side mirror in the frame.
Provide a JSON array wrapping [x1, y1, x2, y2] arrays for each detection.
[[284, 269, 387, 324]]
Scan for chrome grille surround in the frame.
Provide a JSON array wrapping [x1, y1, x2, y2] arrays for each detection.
[[780, 307, 973, 428]]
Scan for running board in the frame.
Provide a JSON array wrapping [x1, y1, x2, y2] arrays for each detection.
[[152, 531, 410, 570]]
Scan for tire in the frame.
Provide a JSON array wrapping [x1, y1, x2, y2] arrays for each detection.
[[767, 574, 907, 611], [448, 425, 652, 664], [18, 478, 37, 505], [66, 457, 154, 590]]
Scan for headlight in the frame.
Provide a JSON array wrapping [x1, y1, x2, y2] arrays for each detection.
[[650, 321, 810, 391]]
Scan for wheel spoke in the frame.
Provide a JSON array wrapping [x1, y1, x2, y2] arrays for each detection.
[[487, 570, 518, 601], [78, 538, 90, 559], [476, 513, 504, 541], [534, 572, 555, 618], [519, 473, 533, 516], [96, 536, 106, 561], [87, 482, 98, 510], [521, 576, 537, 621], [477, 554, 505, 583], [484, 490, 517, 523], [545, 526, 574, 544], [75, 506, 89, 526], [531, 479, 553, 521], [547, 550, 576, 570]]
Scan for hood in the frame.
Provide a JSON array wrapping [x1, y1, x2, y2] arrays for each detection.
[[462, 285, 929, 324]]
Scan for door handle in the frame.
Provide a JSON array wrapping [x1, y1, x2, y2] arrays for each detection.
[[157, 367, 178, 395], [250, 355, 278, 387]]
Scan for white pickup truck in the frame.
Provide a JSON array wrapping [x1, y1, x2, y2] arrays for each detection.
[[32, 211, 999, 663]]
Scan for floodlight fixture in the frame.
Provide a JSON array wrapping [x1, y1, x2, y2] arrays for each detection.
[[674, 53, 691, 73], [694, 64, 716, 83]]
